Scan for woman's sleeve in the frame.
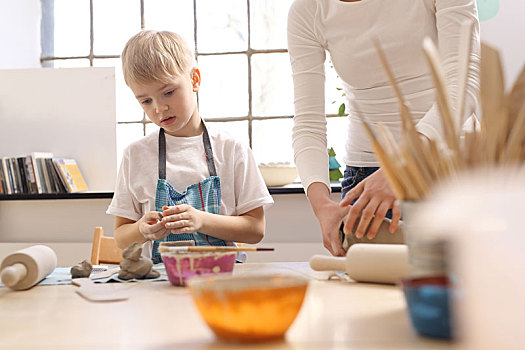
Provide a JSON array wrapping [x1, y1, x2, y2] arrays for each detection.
[[416, 0, 481, 140], [287, 0, 331, 192]]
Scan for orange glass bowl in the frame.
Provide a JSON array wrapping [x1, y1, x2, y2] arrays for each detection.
[[187, 274, 308, 341]]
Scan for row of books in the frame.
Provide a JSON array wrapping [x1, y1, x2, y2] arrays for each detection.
[[0, 152, 88, 195]]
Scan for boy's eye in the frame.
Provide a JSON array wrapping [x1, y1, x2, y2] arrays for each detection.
[[165, 90, 175, 96], [141, 99, 151, 105]]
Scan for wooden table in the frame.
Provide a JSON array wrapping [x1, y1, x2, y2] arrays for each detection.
[[0, 262, 453, 349]]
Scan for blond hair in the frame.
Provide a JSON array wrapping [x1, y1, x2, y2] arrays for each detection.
[[121, 30, 194, 86]]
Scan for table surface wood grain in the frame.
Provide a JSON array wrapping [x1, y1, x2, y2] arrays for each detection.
[[0, 262, 454, 349]]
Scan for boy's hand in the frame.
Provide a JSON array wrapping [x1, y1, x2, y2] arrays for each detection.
[[139, 211, 171, 241], [161, 204, 204, 234]]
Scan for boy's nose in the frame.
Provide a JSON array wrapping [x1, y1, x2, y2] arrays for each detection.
[[155, 104, 168, 114]]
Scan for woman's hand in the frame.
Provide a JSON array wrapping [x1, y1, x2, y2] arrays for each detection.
[[161, 204, 205, 235], [307, 183, 348, 257], [138, 211, 171, 241], [340, 169, 401, 239], [316, 200, 348, 256]]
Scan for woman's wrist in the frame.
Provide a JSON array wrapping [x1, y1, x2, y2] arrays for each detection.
[[306, 182, 334, 216]]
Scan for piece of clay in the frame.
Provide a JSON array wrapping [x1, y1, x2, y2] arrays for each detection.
[[118, 242, 160, 280], [342, 216, 405, 251], [71, 260, 93, 278]]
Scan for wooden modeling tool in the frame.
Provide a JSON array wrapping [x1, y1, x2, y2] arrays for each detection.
[[72, 278, 129, 302], [0, 245, 57, 290], [423, 37, 460, 158], [504, 66, 525, 162], [456, 21, 475, 128], [90, 266, 121, 280], [309, 244, 409, 284], [158, 246, 274, 253], [366, 38, 525, 201]]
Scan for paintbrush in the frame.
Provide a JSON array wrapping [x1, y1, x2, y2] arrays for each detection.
[[158, 246, 274, 253], [364, 34, 525, 203], [480, 43, 508, 164], [456, 20, 475, 129], [374, 39, 435, 186], [355, 110, 407, 200]]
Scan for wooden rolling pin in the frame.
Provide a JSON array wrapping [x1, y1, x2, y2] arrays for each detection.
[[0, 245, 57, 290], [310, 244, 409, 284]]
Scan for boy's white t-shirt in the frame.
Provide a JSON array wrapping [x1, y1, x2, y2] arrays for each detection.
[[106, 127, 274, 258]]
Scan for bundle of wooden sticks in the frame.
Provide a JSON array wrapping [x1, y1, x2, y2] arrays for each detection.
[[362, 22, 525, 201]]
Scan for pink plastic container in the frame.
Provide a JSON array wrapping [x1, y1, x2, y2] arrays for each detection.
[[161, 251, 236, 286]]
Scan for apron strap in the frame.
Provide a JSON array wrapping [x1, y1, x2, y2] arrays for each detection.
[[158, 128, 166, 180], [158, 121, 217, 180], [202, 123, 217, 177]]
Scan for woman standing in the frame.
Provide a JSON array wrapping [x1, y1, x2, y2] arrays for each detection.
[[287, 0, 480, 256]]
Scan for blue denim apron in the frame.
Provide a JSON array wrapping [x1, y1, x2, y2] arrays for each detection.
[[151, 124, 227, 264]]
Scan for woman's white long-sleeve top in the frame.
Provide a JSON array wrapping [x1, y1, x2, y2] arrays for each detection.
[[288, 0, 480, 191]]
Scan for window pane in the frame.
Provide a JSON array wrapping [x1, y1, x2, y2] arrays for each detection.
[[207, 121, 249, 147], [94, 58, 144, 123], [196, 0, 248, 53], [53, 0, 90, 57], [326, 58, 346, 115], [93, 0, 141, 56], [327, 116, 348, 173], [252, 53, 294, 116], [116, 123, 144, 169], [147, 121, 249, 147], [252, 119, 294, 164], [52, 59, 91, 68], [250, 0, 293, 50], [198, 54, 248, 118], [143, 0, 195, 52]]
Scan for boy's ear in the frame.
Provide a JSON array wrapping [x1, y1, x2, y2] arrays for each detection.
[[191, 68, 201, 92]]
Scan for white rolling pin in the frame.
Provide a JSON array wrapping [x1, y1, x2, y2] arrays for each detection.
[[0, 245, 57, 290], [310, 244, 409, 284]]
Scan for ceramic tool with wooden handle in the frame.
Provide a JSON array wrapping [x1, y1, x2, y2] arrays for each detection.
[[0, 245, 57, 290], [310, 244, 409, 284]]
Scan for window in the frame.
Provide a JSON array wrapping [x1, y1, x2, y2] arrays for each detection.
[[41, 0, 346, 167]]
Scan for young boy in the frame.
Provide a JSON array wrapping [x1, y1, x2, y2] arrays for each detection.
[[107, 30, 274, 263]]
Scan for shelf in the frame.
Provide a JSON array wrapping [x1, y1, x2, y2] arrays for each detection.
[[0, 192, 114, 200], [0, 184, 342, 200], [268, 182, 342, 194]]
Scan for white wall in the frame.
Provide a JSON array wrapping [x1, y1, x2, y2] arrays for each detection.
[[0, 193, 338, 266], [0, 67, 117, 191]]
